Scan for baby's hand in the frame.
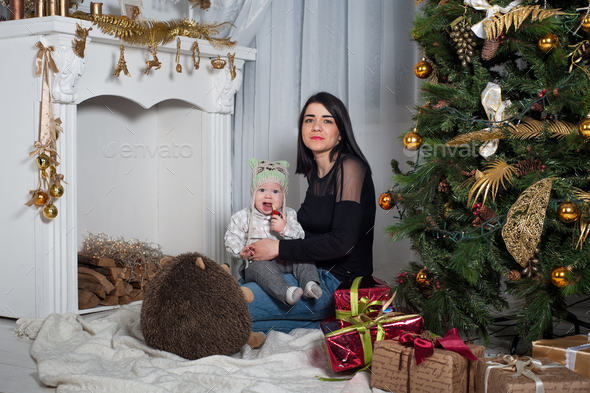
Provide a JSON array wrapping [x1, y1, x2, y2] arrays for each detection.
[[271, 214, 286, 233], [239, 246, 254, 260]]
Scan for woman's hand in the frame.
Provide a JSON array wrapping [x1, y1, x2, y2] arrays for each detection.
[[250, 238, 279, 261]]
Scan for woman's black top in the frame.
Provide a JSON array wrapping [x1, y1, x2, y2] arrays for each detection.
[[279, 154, 376, 281]]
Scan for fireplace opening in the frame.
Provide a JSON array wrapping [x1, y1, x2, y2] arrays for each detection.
[[76, 96, 204, 311]]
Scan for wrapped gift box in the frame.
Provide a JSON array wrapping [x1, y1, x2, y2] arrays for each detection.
[[334, 276, 391, 319], [320, 313, 423, 373], [475, 356, 590, 393], [532, 335, 590, 379], [370, 340, 484, 392]]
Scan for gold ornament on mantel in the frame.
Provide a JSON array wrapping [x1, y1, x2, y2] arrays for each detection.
[[73, 23, 92, 58], [502, 177, 556, 267], [113, 44, 131, 77], [557, 200, 580, 224], [414, 58, 433, 79], [175, 37, 182, 73], [144, 45, 161, 75], [191, 41, 201, 70], [228, 52, 236, 80], [538, 33, 559, 52], [211, 54, 226, 69]]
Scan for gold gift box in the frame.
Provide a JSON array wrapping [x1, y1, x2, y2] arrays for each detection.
[[532, 335, 590, 379]]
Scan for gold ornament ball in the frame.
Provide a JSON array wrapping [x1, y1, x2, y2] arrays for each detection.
[[578, 114, 590, 139], [403, 131, 423, 151], [378, 192, 395, 210], [442, 202, 452, 219], [42, 165, 56, 179], [43, 204, 58, 219], [538, 33, 558, 52], [414, 58, 433, 79], [49, 183, 64, 198], [557, 200, 580, 223], [416, 268, 434, 287], [582, 16, 590, 33], [550, 266, 570, 288], [34, 191, 50, 207], [36, 154, 51, 170]]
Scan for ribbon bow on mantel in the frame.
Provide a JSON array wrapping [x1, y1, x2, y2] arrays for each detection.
[[398, 328, 478, 365], [479, 82, 511, 159], [464, 0, 523, 39], [484, 354, 565, 393]]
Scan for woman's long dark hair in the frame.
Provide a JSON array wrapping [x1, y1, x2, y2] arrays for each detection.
[[295, 92, 371, 177]]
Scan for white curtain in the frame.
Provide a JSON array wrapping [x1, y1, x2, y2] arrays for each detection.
[[227, 0, 420, 282]]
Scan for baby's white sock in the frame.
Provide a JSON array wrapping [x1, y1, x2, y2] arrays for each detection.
[[285, 286, 303, 305], [303, 281, 323, 299]]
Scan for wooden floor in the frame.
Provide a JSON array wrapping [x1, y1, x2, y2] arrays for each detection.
[[1, 298, 589, 393]]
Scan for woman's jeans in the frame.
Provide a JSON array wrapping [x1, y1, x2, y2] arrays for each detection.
[[239, 268, 341, 333]]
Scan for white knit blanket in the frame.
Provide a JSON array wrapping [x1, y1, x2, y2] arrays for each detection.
[[16, 304, 379, 393]]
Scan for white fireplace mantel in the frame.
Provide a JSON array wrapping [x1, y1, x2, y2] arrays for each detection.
[[0, 16, 255, 319]]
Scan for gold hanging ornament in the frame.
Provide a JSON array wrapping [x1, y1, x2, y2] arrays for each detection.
[[43, 204, 58, 219], [578, 114, 590, 139], [416, 268, 433, 287], [42, 165, 56, 178], [228, 52, 236, 80], [175, 37, 182, 73], [49, 183, 64, 198], [557, 200, 580, 223], [449, 18, 475, 67], [538, 33, 558, 52], [414, 58, 433, 79], [113, 44, 131, 77], [36, 154, 51, 170], [211, 54, 226, 69], [581, 14, 590, 33], [144, 44, 161, 75], [378, 191, 395, 210], [550, 266, 571, 288], [73, 23, 92, 58], [191, 41, 201, 70], [34, 191, 50, 207], [403, 130, 423, 151]]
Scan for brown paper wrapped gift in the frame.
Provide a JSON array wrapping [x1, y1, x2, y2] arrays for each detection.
[[532, 335, 590, 379], [370, 340, 484, 392], [475, 356, 590, 393]]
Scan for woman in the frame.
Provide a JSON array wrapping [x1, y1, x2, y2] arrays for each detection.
[[244, 92, 376, 333]]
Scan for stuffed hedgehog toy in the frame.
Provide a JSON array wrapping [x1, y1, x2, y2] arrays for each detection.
[[140, 252, 265, 360]]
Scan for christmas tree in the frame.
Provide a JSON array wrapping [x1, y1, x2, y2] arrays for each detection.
[[386, 0, 590, 343]]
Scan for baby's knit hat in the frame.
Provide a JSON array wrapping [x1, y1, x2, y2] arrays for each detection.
[[249, 158, 289, 198], [244, 158, 290, 266]]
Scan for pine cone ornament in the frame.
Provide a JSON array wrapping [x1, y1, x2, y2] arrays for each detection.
[[438, 176, 451, 192], [507, 270, 522, 281], [513, 158, 542, 177], [552, 88, 559, 96], [531, 102, 544, 112], [432, 100, 452, 110], [482, 39, 500, 61], [462, 169, 477, 177], [472, 206, 498, 228]]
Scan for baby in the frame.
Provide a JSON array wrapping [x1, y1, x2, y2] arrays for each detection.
[[224, 158, 323, 305]]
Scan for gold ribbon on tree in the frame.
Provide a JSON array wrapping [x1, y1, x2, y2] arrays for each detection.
[[465, 0, 523, 39], [502, 178, 556, 267], [479, 82, 511, 159]]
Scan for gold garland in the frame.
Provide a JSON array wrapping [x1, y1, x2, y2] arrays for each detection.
[[483, 5, 563, 39], [70, 11, 236, 49], [502, 177, 556, 267]]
